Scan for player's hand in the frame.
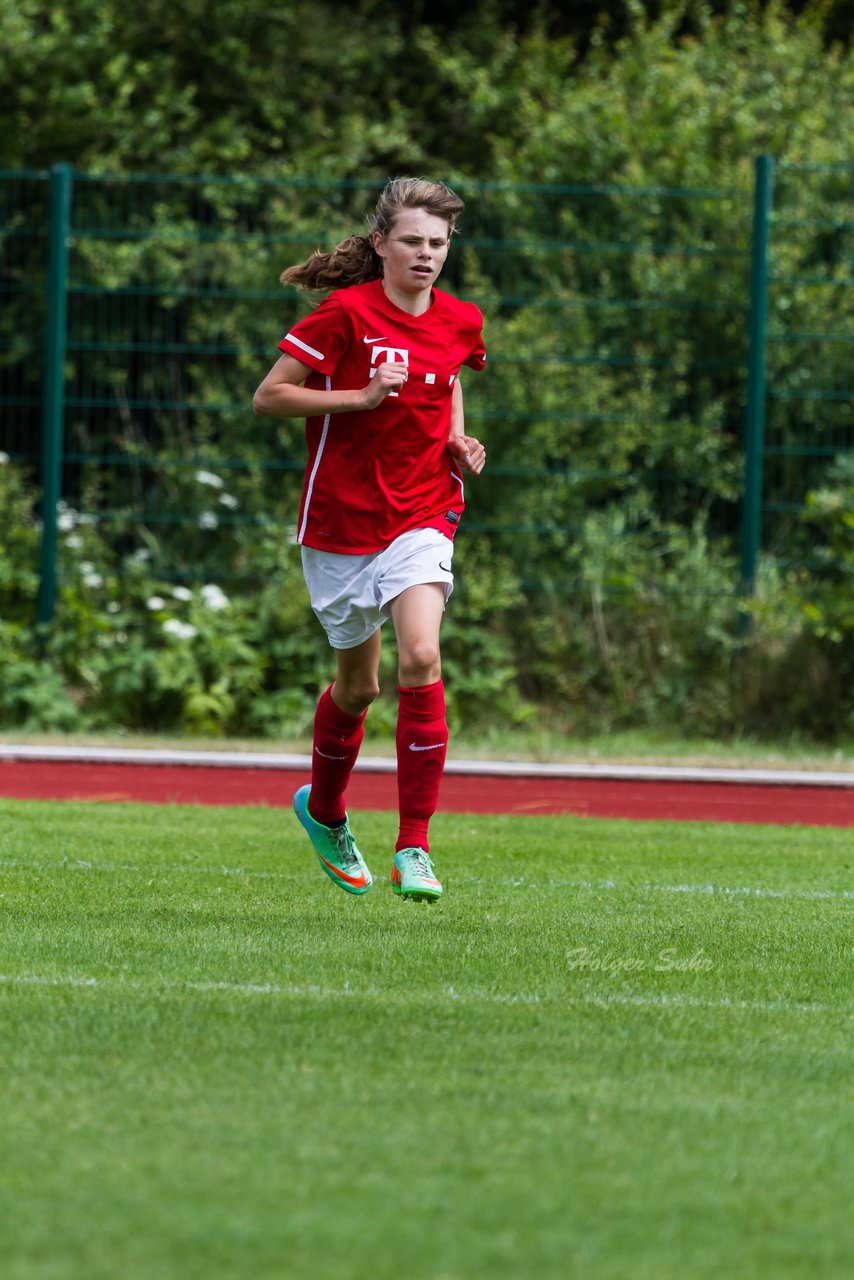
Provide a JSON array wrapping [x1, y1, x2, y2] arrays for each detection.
[[447, 433, 486, 475], [362, 361, 408, 407]]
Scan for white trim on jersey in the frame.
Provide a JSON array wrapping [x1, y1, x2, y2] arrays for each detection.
[[284, 332, 325, 362], [298, 376, 332, 544]]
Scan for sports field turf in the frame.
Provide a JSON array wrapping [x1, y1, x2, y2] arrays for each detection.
[[1, 798, 852, 1279]]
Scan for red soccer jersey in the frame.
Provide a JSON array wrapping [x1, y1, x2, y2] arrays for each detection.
[[277, 279, 486, 553]]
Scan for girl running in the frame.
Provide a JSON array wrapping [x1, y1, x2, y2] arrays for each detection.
[[253, 177, 486, 902]]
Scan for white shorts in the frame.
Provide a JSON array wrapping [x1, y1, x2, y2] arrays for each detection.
[[301, 527, 455, 650]]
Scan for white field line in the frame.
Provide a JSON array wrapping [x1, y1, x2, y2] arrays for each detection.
[[0, 856, 852, 901], [0, 970, 849, 1018], [1, 743, 853, 787]]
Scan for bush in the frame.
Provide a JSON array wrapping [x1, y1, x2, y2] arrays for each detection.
[[502, 511, 750, 736], [2, 435, 853, 746], [741, 457, 854, 739]]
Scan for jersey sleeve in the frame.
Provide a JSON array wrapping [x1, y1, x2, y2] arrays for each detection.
[[277, 293, 348, 375], [462, 304, 487, 371]]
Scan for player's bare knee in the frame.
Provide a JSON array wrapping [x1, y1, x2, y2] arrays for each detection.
[[334, 678, 380, 716], [398, 640, 441, 687], [360, 678, 381, 707]]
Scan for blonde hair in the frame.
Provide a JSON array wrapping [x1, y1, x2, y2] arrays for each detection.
[[281, 177, 465, 292]]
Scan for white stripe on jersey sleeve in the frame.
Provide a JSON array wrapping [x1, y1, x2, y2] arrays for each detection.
[[284, 332, 325, 362]]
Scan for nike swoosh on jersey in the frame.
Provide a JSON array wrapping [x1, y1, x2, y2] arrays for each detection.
[[439, 562, 452, 573], [363, 334, 388, 343], [408, 742, 446, 752]]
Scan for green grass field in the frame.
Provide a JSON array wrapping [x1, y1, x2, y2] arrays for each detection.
[[1, 798, 852, 1279]]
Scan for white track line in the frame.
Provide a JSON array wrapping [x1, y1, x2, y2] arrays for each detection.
[[1, 744, 852, 787], [0, 970, 848, 1018], [0, 856, 850, 901]]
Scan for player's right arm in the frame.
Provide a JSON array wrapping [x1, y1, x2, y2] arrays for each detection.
[[253, 354, 407, 418], [446, 377, 486, 475]]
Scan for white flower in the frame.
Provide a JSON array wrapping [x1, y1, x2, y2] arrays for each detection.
[[218, 493, 239, 509], [171, 586, 193, 602], [65, 534, 83, 549], [0, 451, 9, 464], [83, 573, 104, 589], [107, 601, 121, 614], [57, 511, 76, 532], [163, 619, 198, 640], [195, 470, 224, 489], [146, 595, 166, 610], [198, 511, 219, 530], [200, 583, 230, 611], [131, 548, 151, 563]]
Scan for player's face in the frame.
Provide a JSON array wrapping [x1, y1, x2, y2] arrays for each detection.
[[374, 208, 451, 300]]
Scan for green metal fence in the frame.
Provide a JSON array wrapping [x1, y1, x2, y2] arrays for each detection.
[[0, 162, 851, 623]]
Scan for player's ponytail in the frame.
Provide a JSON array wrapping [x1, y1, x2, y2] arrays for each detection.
[[280, 234, 381, 291], [281, 176, 465, 293]]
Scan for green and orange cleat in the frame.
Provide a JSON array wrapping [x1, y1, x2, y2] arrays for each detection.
[[292, 784, 372, 895], [391, 847, 443, 902]]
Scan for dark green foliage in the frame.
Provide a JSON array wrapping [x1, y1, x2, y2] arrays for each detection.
[[741, 456, 854, 738], [0, 1, 852, 740], [1, 2, 850, 178], [2, 454, 853, 738]]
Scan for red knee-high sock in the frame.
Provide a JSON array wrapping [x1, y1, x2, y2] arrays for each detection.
[[395, 680, 448, 853], [309, 686, 367, 826]]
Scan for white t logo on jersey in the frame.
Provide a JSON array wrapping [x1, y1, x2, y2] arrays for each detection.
[[369, 345, 408, 397]]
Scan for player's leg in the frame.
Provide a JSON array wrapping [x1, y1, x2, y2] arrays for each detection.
[[310, 632, 382, 824], [295, 545, 385, 895], [388, 583, 447, 901], [293, 632, 381, 896]]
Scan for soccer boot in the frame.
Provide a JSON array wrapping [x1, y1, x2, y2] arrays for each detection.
[[292, 784, 372, 895], [390, 847, 443, 902]]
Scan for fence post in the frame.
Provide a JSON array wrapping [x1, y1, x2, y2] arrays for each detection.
[[740, 154, 773, 596], [37, 162, 72, 628]]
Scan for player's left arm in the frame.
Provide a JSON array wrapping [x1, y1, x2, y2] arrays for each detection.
[[446, 378, 486, 475]]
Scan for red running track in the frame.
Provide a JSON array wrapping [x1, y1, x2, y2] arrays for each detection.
[[1, 759, 853, 826]]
